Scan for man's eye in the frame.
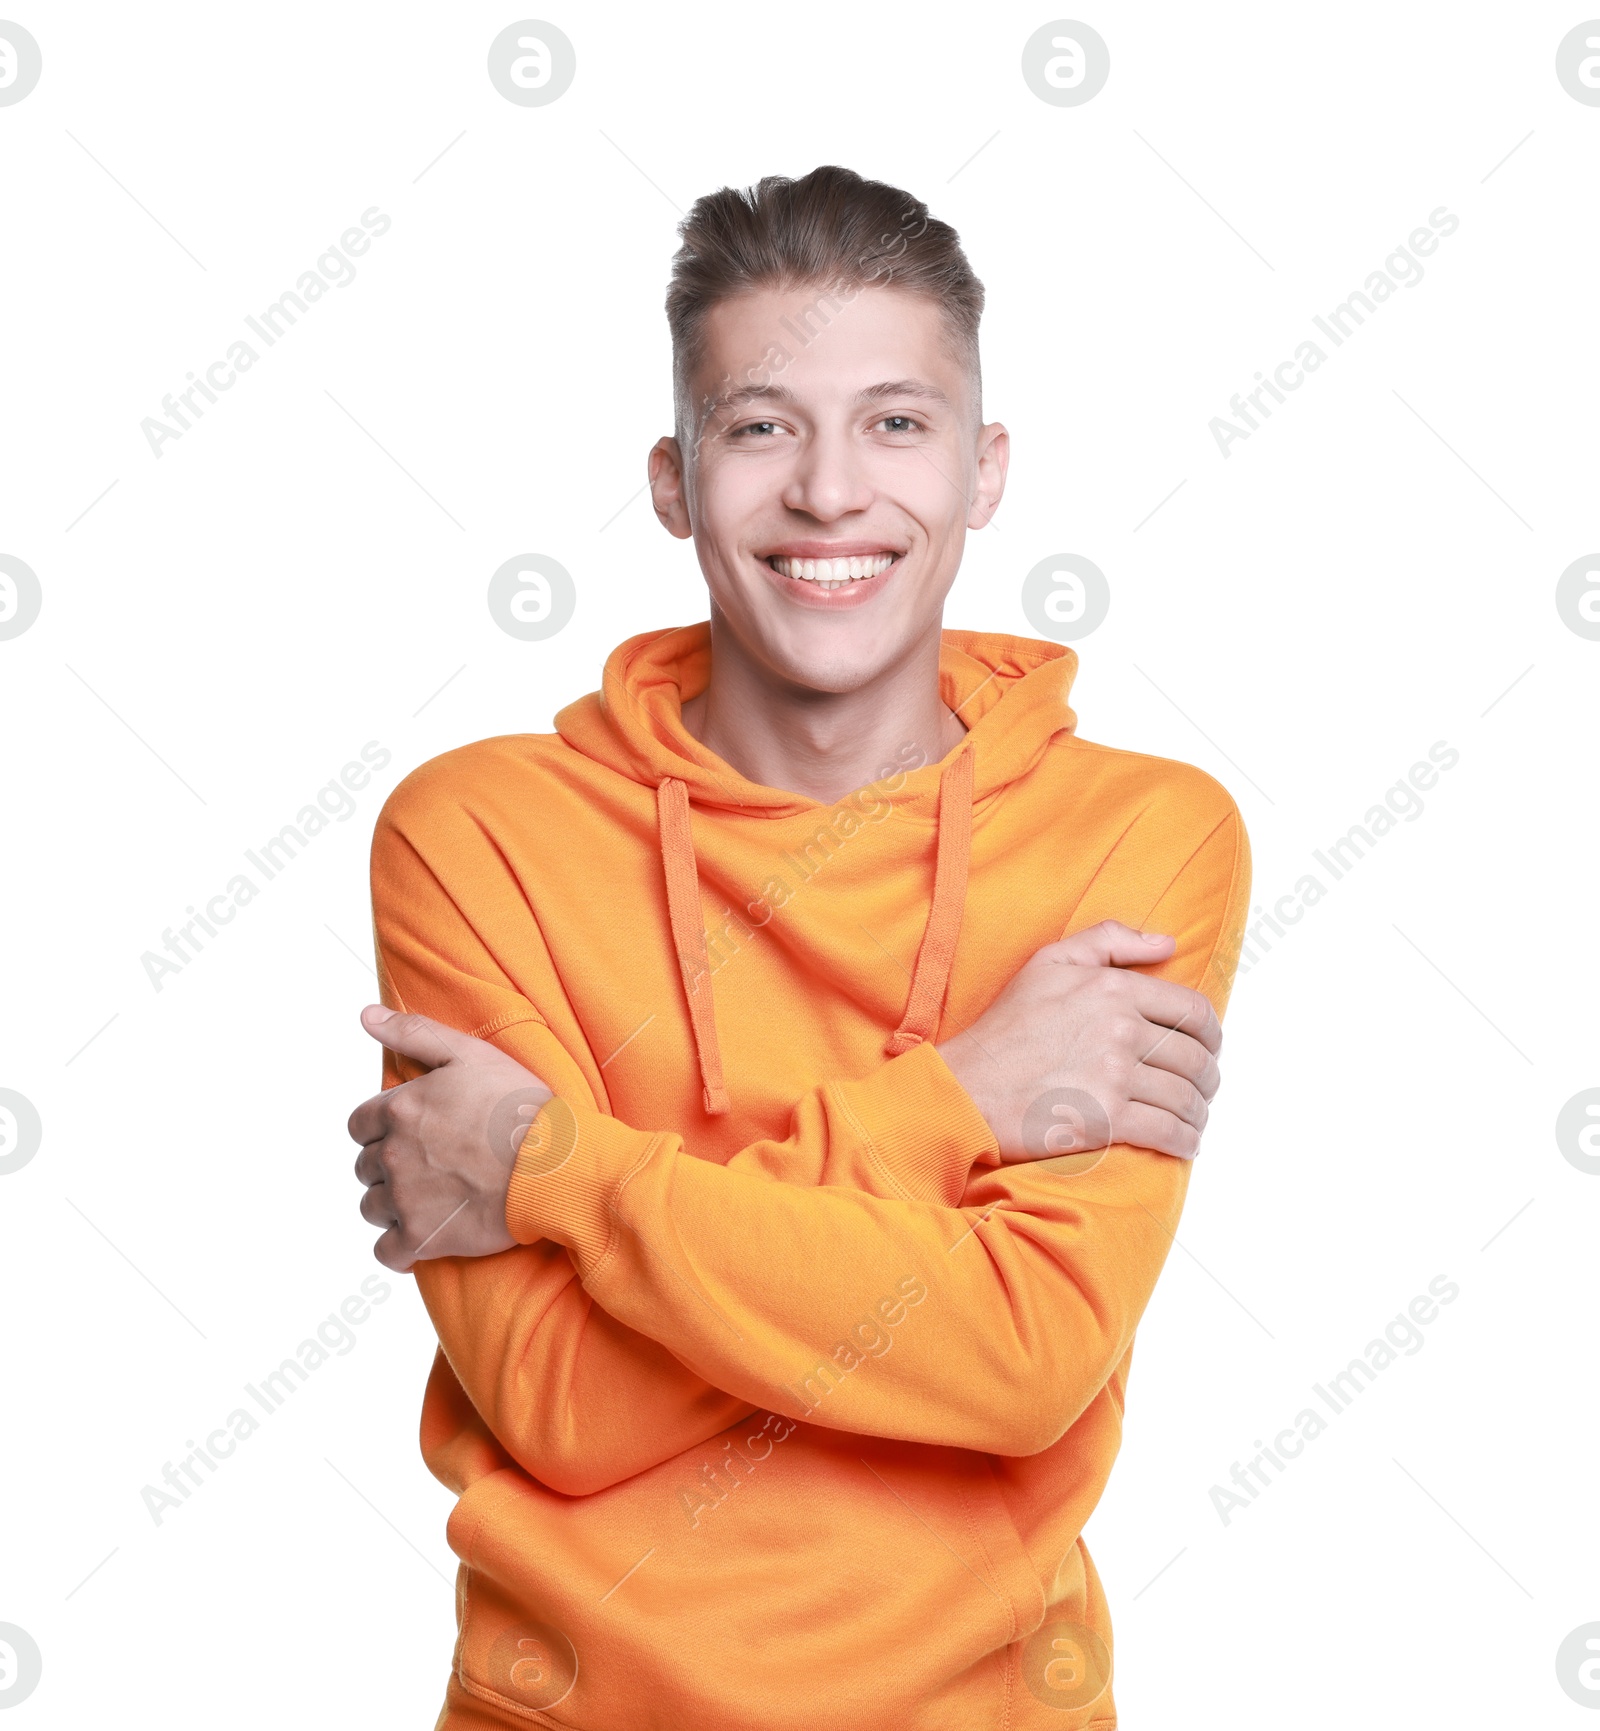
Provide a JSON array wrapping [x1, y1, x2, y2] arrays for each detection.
[[878, 415, 924, 434], [731, 421, 781, 439]]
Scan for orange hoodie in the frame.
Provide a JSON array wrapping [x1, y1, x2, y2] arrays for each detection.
[[369, 621, 1250, 1731]]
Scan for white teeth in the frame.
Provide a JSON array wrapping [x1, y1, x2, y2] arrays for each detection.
[[769, 553, 897, 583]]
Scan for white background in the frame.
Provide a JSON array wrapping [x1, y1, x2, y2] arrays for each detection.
[[2, 2, 1596, 1725]]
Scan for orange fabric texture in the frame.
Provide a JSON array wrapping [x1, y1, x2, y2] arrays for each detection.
[[369, 621, 1251, 1731]]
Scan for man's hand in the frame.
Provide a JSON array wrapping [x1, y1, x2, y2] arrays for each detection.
[[348, 1005, 553, 1270], [934, 920, 1223, 1163]]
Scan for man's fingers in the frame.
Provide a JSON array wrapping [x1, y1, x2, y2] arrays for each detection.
[[353, 1136, 387, 1186], [371, 1199, 472, 1272], [358, 1179, 397, 1229], [346, 1089, 396, 1149], [1126, 1066, 1209, 1136], [359, 1004, 474, 1071], [1048, 920, 1174, 970], [1135, 1026, 1222, 1100], [1123, 975, 1222, 1054], [1113, 1101, 1203, 1161], [372, 1224, 415, 1275]]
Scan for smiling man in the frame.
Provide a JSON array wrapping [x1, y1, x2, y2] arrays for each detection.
[[349, 165, 1250, 1730]]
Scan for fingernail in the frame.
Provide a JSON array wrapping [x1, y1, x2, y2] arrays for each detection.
[[364, 1004, 395, 1022], [1140, 931, 1167, 945]]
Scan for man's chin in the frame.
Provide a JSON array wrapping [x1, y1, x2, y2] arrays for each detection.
[[715, 604, 925, 699]]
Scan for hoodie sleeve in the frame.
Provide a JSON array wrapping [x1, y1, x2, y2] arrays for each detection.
[[370, 819, 995, 1498], [504, 803, 1251, 1459]]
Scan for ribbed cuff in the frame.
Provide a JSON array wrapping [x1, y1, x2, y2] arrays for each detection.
[[503, 1094, 663, 1272], [829, 1038, 1001, 1205]]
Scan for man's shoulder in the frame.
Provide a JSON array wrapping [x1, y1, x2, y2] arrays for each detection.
[[374, 731, 572, 845], [1048, 736, 1251, 957], [1055, 731, 1246, 842]]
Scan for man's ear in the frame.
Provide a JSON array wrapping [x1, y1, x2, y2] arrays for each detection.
[[648, 436, 694, 539], [968, 421, 1010, 531]]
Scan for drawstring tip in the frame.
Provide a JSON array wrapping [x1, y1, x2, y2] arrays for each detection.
[[883, 1028, 923, 1058], [702, 1083, 730, 1116]]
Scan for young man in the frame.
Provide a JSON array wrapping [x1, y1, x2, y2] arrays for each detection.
[[349, 165, 1249, 1730]]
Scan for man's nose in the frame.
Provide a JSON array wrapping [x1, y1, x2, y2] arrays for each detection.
[[780, 428, 876, 521]]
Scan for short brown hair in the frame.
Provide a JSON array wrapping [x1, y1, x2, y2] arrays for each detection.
[[665, 164, 986, 449]]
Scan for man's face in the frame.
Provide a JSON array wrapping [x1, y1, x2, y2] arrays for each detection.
[[649, 283, 1008, 694]]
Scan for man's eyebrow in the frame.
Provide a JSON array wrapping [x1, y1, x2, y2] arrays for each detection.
[[855, 378, 952, 408], [701, 378, 952, 418], [701, 381, 798, 418]]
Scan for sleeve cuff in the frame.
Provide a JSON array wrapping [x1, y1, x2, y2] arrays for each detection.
[[827, 1038, 1002, 1206], [504, 1094, 664, 1272]]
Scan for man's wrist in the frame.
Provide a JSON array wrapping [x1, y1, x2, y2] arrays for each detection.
[[931, 1032, 993, 1138]]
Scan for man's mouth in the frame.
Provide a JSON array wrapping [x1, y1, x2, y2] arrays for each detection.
[[763, 552, 901, 592]]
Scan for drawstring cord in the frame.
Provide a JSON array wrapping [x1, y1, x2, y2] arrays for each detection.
[[657, 776, 731, 1117], [884, 743, 974, 1056], [656, 743, 975, 1117]]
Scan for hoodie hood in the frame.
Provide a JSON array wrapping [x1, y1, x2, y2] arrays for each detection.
[[554, 621, 1080, 1116]]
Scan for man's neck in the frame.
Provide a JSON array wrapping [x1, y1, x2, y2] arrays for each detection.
[[678, 616, 969, 805]]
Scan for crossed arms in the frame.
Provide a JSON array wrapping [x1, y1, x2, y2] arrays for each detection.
[[350, 798, 1249, 1495]]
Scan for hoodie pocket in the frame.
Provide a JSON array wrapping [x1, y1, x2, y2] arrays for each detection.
[[959, 1456, 1049, 1639], [957, 1459, 1116, 1724], [446, 1473, 583, 1726]]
